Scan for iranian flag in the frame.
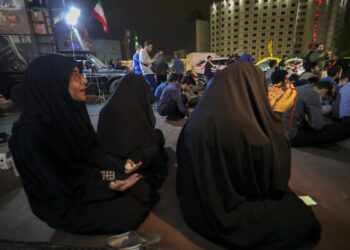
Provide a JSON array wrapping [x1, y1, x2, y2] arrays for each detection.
[[92, 1, 109, 33]]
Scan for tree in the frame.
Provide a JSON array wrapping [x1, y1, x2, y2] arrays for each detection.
[[334, 22, 350, 58]]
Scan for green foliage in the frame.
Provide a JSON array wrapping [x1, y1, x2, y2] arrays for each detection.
[[334, 22, 350, 58]]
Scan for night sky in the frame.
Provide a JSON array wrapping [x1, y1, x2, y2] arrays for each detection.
[[71, 0, 212, 54]]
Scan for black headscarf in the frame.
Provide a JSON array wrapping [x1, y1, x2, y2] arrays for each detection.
[[97, 73, 159, 158], [13, 54, 96, 158], [9, 54, 129, 228], [176, 61, 320, 248]]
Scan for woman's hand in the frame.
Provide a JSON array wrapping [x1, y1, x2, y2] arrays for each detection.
[[273, 84, 297, 113], [109, 173, 141, 191], [124, 159, 142, 174]]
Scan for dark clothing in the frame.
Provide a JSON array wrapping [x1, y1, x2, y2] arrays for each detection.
[[227, 54, 240, 65], [173, 58, 184, 75], [97, 73, 168, 181], [115, 63, 127, 70], [283, 84, 324, 140], [278, 60, 286, 70], [9, 55, 150, 234], [290, 122, 350, 147], [160, 94, 188, 121], [204, 61, 214, 79], [342, 116, 350, 124], [175, 74, 183, 80], [176, 61, 320, 249], [157, 75, 167, 86], [155, 54, 168, 86], [310, 50, 328, 69], [157, 82, 189, 117], [155, 54, 168, 76], [320, 76, 339, 105]]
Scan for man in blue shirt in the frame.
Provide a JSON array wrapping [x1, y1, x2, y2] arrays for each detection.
[[173, 55, 184, 79], [132, 44, 142, 75], [154, 73, 180, 106], [157, 76, 195, 121], [283, 81, 350, 147], [333, 70, 350, 124], [320, 66, 342, 105], [265, 60, 277, 86], [239, 47, 254, 63]]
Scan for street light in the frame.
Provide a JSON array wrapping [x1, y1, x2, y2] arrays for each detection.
[[65, 7, 81, 26]]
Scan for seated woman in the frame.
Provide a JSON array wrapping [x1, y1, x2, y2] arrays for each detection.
[[97, 73, 168, 188], [10, 54, 155, 234], [176, 62, 321, 249]]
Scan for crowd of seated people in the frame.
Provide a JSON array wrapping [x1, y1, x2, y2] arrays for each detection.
[[269, 63, 350, 147], [9, 49, 350, 249], [156, 76, 195, 121], [154, 73, 181, 107]]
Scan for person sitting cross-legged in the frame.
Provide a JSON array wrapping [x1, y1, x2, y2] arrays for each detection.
[[9, 54, 160, 235], [283, 81, 350, 147], [154, 73, 180, 107], [176, 61, 320, 249], [157, 76, 195, 121]]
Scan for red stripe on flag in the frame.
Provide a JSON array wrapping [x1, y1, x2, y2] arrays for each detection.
[[92, 11, 109, 34]]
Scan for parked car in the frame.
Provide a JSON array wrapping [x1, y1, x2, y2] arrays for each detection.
[[63, 53, 127, 95], [195, 57, 228, 75]]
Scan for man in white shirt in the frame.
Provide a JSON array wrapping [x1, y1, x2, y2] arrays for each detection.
[[139, 40, 158, 92]]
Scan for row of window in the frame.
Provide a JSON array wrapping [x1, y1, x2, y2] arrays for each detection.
[[212, 17, 295, 23], [212, 37, 293, 43], [212, 30, 297, 36], [212, 4, 297, 15], [212, 24, 295, 30], [212, 43, 293, 49], [212, 10, 296, 18], [215, 0, 296, 8], [212, 48, 292, 57], [213, 3, 297, 13]]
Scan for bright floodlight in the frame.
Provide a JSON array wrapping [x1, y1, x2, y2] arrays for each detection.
[[65, 7, 81, 26]]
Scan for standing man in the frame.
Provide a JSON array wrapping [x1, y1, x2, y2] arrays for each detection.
[[133, 44, 142, 75], [239, 47, 254, 63], [227, 48, 240, 65], [310, 43, 328, 70], [278, 55, 288, 70], [173, 54, 184, 79], [204, 55, 216, 81], [139, 40, 158, 92], [155, 49, 169, 86], [265, 60, 278, 86]]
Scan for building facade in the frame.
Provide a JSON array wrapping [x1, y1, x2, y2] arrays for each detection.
[[186, 19, 211, 53], [210, 0, 349, 60]]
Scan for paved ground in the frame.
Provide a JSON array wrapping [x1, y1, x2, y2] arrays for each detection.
[[0, 98, 349, 249]]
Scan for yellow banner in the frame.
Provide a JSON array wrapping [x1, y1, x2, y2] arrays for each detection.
[[268, 39, 273, 57]]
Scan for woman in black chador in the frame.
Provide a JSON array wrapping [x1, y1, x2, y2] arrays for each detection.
[[97, 73, 168, 188], [176, 62, 321, 249], [10, 54, 155, 234]]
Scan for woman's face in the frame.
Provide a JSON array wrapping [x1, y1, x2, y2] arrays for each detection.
[[68, 67, 87, 102]]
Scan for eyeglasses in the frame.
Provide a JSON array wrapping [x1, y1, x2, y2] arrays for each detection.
[[71, 71, 86, 83]]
